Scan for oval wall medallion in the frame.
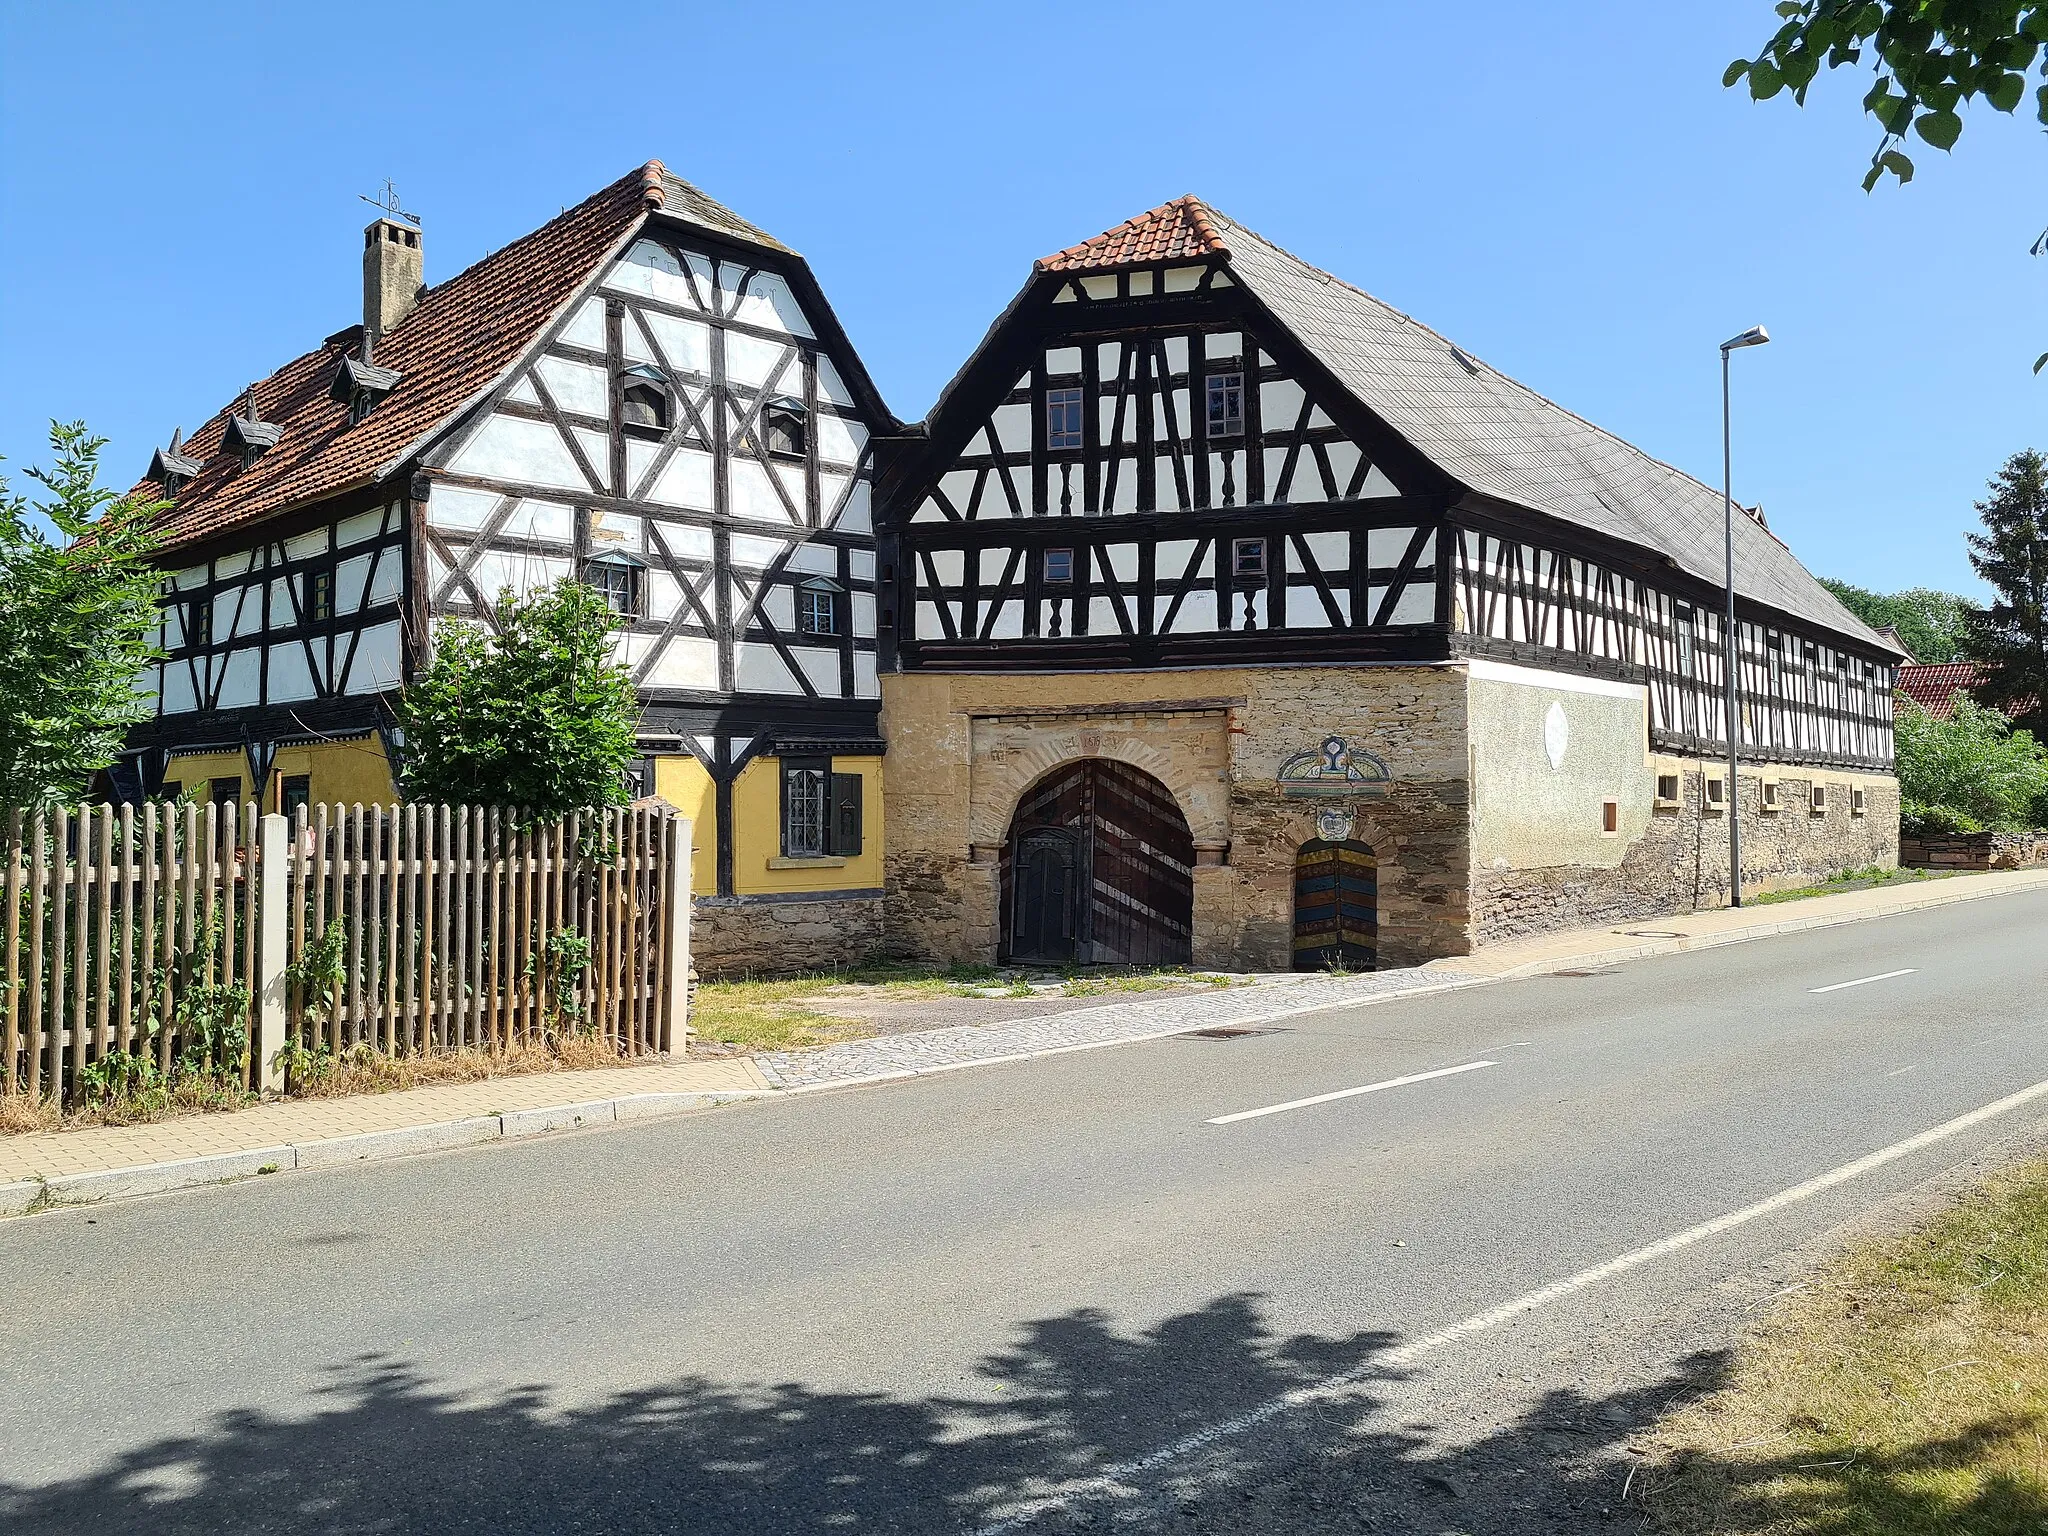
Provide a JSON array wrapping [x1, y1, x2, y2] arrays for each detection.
[[1315, 807, 1356, 842], [1544, 701, 1569, 770]]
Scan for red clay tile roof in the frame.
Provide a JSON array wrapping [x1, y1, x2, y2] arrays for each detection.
[[1898, 662, 1988, 718], [139, 161, 786, 552], [1035, 195, 1230, 274]]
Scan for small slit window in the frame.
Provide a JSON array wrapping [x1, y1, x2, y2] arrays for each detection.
[[1046, 387, 1084, 452], [764, 397, 807, 458], [1233, 537, 1268, 579], [797, 578, 842, 637], [306, 568, 334, 623], [583, 553, 644, 618], [1043, 548, 1074, 584], [1761, 779, 1782, 813], [1206, 372, 1244, 439], [1704, 773, 1727, 812], [1811, 784, 1829, 815], [1852, 786, 1868, 817], [187, 596, 212, 648], [1601, 799, 1620, 836]]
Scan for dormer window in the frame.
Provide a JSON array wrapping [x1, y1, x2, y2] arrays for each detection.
[[329, 355, 402, 426], [222, 415, 282, 472], [149, 431, 202, 496], [797, 577, 843, 636], [764, 397, 807, 459], [620, 364, 671, 434], [583, 552, 645, 618]]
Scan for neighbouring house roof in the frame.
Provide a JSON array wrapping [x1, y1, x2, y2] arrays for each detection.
[[1036, 194, 1231, 273], [135, 161, 827, 553], [1898, 661, 1994, 718]]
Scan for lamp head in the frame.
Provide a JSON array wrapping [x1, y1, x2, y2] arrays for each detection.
[[1720, 325, 1770, 352]]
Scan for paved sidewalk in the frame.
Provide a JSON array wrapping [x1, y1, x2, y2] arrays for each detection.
[[5, 864, 2042, 1215]]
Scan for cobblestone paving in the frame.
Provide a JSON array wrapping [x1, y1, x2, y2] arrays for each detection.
[[752, 967, 1483, 1090]]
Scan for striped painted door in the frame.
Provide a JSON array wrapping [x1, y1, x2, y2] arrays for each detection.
[[1292, 839, 1377, 970]]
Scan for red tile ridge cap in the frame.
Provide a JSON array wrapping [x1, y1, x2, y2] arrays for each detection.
[[641, 160, 667, 207], [1034, 194, 1231, 274]]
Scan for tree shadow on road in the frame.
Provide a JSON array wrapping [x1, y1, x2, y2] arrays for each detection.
[[1, 1291, 2033, 1535]]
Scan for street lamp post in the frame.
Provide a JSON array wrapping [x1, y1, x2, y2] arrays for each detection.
[[1719, 325, 1769, 908]]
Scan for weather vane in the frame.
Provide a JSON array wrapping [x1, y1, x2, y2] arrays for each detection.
[[359, 178, 422, 228]]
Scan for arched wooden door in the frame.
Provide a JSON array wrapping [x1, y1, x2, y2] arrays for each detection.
[[1292, 840, 1377, 971], [1002, 759, 1194, 967]]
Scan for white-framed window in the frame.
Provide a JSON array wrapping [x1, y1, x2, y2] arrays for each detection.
[[1045, 387, 1084, 451], [1206, 372, 1244, 439], [1761, 779, 1782, 813], [1655, 772, 1681, 808], [1852, 786, 1868, 817], [1232, 537, 1267, 579], [1043, 548, 1075, 584], [1811, 784, 1829, 815], [797, 578, 841, 636]]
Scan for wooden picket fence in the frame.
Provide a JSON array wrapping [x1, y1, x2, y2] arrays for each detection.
[[1, 800, 691, 1106]]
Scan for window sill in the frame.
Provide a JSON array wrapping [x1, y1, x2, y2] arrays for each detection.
[[768, 855, 848, 870]]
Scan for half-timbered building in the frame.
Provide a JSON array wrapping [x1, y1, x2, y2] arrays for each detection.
[[877, 197, 1904, 971], [128, 162, 896, 974]]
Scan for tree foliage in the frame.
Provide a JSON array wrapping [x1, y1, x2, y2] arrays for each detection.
[[1728, 3, 2048, 190], [396, 578, 640, 819], [1895, 693, 2048, 831], [1960, 448, 2048, 730], [1819, 578, 1977, 661], [0, 422, 167, 808]]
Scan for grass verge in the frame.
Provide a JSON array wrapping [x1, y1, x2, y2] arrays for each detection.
[[1752, 865, 1956, 906], [1643, 1154, 2048, 1534], [1, 1031, 640, 1137]]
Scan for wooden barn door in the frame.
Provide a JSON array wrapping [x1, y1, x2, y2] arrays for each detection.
[[1002, 759, 1194, 967], [1292, 840, 1377, 971]]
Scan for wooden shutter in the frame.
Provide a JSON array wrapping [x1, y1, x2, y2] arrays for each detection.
[[829, 772, 863, 857]]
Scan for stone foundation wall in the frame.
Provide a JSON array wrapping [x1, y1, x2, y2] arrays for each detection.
[[881, 664, 1474, 973], [1473, 757, 1901, 944], [1900, 830, 2048, 870], [690, 894, 887, 979]]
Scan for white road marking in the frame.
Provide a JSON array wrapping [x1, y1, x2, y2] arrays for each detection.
[[1206, 1061, 1499, 1125], [1809, 968, 1917, 993], [972, 1073, 2048, 1535]]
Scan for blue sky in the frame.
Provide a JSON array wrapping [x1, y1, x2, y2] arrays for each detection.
[[3, 1, 2041, 597]]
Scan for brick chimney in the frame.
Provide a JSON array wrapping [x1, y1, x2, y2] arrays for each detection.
[[363, 215, 423, 346]]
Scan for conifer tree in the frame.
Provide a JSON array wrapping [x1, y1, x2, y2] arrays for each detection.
[[1964, 449, 2048, 734]]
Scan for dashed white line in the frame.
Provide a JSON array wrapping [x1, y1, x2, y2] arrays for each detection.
[[972, 1073, 2048, 1535], [1206, 1060, 1499, 1125], [1809, 968, 1917, 994]]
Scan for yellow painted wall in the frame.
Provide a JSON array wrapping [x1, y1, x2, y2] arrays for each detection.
[[652, 754, 717, 899], [732, 753, 884, 896], [159, 749, 250, 804], [163, 737, 397, 812], [268, 736, 399, 811]]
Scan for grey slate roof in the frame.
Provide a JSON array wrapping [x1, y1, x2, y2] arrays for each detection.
[[1212, 213, 1896, 654]]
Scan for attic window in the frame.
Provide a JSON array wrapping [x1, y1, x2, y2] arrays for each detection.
[[222, 416, 282, 472], [764, 397, 807, 459], [149, 438, 202, 496], [583, 551, 645, 618], [1205, 373, 1244, 438], [620, 364, 671, 433], [797, 577, 843, 636], [330, 355, 402, 426]]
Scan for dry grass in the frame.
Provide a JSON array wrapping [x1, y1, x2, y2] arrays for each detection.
[[1643, 1155, 2048, 1534], [1, 1079, 252, 1135]]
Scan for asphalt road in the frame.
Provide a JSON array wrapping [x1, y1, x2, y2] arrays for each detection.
[[3, 889, 2046, 1534]]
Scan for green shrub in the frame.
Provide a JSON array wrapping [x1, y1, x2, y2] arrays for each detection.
[[1894, 695, 2048, 833]]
